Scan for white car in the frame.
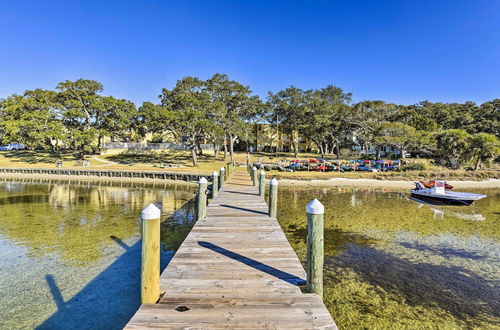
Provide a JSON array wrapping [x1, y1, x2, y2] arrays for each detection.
[[0, 143, 26, 151]]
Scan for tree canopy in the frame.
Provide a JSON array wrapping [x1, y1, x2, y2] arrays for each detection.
[[0, 75, 498, 169]]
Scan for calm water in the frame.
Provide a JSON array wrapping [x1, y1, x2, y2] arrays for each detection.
[[1, 179, 498, 329], [277, 186, 499, 329], [0, 179, 196, 330]]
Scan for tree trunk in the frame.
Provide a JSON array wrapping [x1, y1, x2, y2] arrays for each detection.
[[376, 146, 381, 160], [229, 134, 236, 166], [291, 134, 298, 158], [474, 154, 482, 170], [223, 135, 228, 159], [47, 138, 56, 153], [319, 143, 325, 159], [197, 142, 203, 156], [191, 147, 198, 167], [214, 143, 219, 158], [335, 145, 340, 159], [400, 146, 406, 160]]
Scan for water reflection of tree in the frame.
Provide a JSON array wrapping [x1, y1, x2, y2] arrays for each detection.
[[0, 180, 195, 265]]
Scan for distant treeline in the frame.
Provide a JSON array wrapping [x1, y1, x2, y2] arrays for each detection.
[[0, 74, 498, 169]]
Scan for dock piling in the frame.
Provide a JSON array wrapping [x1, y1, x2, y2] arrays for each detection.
[[259, 170, 265, 197], [197, 177, 208, 219], [252, 167, 257, 186], [306, 199, 324, 298], [220, 167, 226, 186], [212, 171, 219, 198], [141, 203, 161, 304], [269, 178, 278, 218]]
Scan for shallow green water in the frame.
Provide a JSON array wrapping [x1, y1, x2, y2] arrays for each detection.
[[1, 178, 498, 329], [0, 179, 196, 330], [277, 187, 499, 329]]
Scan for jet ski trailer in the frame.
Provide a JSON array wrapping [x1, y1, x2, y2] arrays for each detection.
[[411, 181, 486, 206]]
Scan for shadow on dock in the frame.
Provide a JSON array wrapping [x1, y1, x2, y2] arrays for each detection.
[[219, 204, 268, 215], [37, 200, 196, 330], [198, 241, 306, 285], [224, 191, 257, 196]]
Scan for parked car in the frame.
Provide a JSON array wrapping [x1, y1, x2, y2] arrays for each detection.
[[0, 143, 26, 151]]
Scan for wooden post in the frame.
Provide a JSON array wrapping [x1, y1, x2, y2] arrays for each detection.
[[220, 167, 226, 186], [252, 167, 258, 186], [212, 171, 219, 198], [141, 203, 161, 304], [197, 177, 208, 219], [259, 170, 265, 197], [269, 178, 278, 218], [306, 199, 324, 298]]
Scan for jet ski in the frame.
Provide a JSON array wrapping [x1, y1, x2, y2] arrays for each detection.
[[411, 181, 486, 206]]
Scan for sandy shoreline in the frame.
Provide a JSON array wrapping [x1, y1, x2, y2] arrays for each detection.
[[1, 172, 499, 189], [278, 177, 500, 189]]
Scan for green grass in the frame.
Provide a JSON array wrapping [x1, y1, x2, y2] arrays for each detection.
[[1, 150, 498, 180], [0, 151, 108, 168], [268, 169, 500, 181]]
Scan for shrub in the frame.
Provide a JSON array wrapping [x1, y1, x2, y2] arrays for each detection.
[[401, 163, 428, 171]]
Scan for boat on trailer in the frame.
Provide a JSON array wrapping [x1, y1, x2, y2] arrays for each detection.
[[411, 180, 486, 206]]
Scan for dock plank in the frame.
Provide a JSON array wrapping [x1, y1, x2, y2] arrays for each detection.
[[125, 171, 336, 329]]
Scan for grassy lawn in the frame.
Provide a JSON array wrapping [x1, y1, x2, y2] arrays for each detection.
[[0, 150, 231, 174], [0, 151, 108, 168], [101, 150, 230, 173], [0, 150, 498, 180]]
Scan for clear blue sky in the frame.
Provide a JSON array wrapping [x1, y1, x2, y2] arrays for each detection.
[[1, 0, 499, 105]]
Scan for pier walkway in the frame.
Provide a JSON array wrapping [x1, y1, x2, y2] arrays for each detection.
[[125, 171, 336, 329]]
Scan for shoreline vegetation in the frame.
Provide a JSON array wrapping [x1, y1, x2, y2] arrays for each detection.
[[0, 172, 498, 189], [1, 77, 498, 171], [0, 150, 498, 188]]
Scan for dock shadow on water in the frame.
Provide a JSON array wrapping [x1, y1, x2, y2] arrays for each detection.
[[37, 198, 196, 330], [328, 243, 499, 323], [276, 187, 500, 328]]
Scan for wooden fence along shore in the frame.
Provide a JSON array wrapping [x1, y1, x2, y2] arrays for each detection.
[[0, 167, 210, 183], [126, 166, 336, 329]]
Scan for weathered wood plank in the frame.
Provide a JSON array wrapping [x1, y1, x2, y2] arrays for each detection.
[[125, 171, 336, 329]]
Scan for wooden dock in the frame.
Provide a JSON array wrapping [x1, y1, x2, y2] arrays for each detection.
[[125, 171, 336, 329]]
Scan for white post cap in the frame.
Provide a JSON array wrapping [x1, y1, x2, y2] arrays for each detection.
[[199, 177, 208, 184], [270, 178, 278, 185], [260, 170, 265, 175], [142, 203, 161, 220], [220, 167, 226, 171], [252, 166, 257, 170], [306, 199, 324, 215], [212, 171, 218, 176]]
